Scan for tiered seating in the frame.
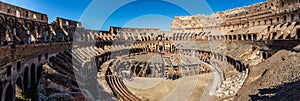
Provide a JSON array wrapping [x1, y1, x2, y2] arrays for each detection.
[[49, 56, 74, 77], [106, 75, 141, 101], [38, 70, 87, 101]]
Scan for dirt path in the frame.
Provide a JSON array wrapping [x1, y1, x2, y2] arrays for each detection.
[[188, 73, 210, 101], [126, 79, 179, 101], [124, 77, 163, 89], [161, 76, 199, 101]]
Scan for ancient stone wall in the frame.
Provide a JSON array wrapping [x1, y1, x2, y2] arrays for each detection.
[[0, 1, 48, 23], [171, 0, 300, 33]]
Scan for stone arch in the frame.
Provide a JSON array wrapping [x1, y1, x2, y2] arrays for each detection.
[[30, 63, 36, 86], [242, 34, 247, 40], [237, 35, 242, 40], [216, 36, 220, 40], [17, 61, 21, 72], [285, 33, 292, 40], [262, 52, 268, 60], [0, 23, 5, 43], [283, 15, 287, 22], [179, 33, 184, 40], [37, 64, 43, 81], [182, 33, 186, 40], [173, 33, 176, 40], [5, 84, 13, 101], [186, 33, 190, 40], [212, 35, 217, 40], [0, 15, 5, 28], [233, 35, 237, 40], [228, 35, 232, 40], [0, 82, 2, 100], [276, 16, 280, 23], [220, 35, 225, 40], [296, 28, 300, 40], [185, 33, 189, 40], [272, 32, 277, 40], [191, 33, 196, 40], [26, 21, 33, 31], [247, 34, 252, 40], [16, 77, 23, 94], [253, 34, 257, 40], [188, 33, 192, 40], [0, 15, 5, 22], [7, 17, 15, 27], [24, 67, 29, 90]]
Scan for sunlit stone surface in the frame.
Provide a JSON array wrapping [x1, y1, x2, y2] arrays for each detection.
[[0, 0, 300, 101]]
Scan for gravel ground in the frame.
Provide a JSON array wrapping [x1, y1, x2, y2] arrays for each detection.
[[235, 50, 300, 100]]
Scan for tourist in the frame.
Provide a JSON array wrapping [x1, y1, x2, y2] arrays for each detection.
[[173, 72, 177, 80]]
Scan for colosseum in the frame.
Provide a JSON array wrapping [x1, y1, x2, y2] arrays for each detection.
[[0, 0, 300, 101]]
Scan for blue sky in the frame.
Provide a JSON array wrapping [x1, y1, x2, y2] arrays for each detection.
[[2, 0, 266, 31]]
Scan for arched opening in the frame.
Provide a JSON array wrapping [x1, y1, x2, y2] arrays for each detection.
[[24, 67, 29, 90], [213, 36, 217, 40], [179, 34, 183, 40], [233, 35, 237, 40], [247, 34, 252, 40], [17, 61, 21, 71], [6, 65, 11, 76], [0, 82, 2, 100], [272, 32, 277, 40], [237, 35, 242, 40], [37, 64, 43, 81], [296, 28, 300, 40], [278, 33, 283, 39], [286, 34, 291, 40], [221, 36, 225, 40], [242, 34, 247, 40], [262, 52, 267, 60], [228, 35, 232, 40], [5, 84, 13, 101], [38, 55, 41, 62], [45, 53, 48, 59], [30, 63, 36, 86], [16, 77, 23, 95], [253, 34, 257, 40]]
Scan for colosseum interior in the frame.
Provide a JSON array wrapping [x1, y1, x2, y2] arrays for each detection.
[[0, 0, 300, 101]]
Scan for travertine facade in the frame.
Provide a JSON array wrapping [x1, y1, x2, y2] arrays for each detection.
[[171, 0, 300, 41]]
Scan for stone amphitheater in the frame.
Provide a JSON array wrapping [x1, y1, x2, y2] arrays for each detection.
[[0, 0, 300, 101]]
